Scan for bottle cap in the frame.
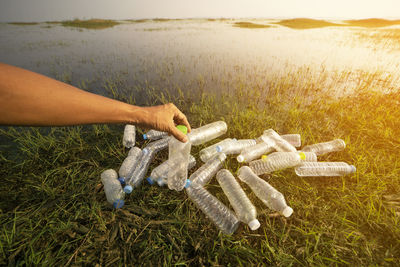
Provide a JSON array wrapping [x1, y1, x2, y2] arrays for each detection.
[[118, 177, 126, 186], [113, 199, 124, 209], [282, 206, 293, 217], [350, 165, 356, 173], [143, 148, 149, 155], [124, 185, 133, 194], [184, 179, 191, 188], [176, 125, 188, 135], [146, 177, 154, 185], [248, 219, 261, 230], [237, 155, 244, 162], [261, 155, 268, 161], [157, 179, 165, 186], [298, 152, 306, 160], [143, 134, 148, 140], [216, 145, 222, 152]]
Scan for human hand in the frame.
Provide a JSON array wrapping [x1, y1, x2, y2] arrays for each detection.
[[137, 103, 191, 143]]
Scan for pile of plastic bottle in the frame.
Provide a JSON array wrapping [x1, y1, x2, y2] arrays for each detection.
[[100, 121, 356, 234]]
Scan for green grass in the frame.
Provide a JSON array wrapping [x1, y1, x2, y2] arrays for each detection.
[[233, 22, 271, 29], [275, 18, 341, 29], [61, 19, 120, 30], [345, 18, 400, 28], [1, 63, 399, 265], [8, 22, 39, 26]]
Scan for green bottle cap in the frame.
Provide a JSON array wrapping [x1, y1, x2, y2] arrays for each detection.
[[176, 125, 188, 135]]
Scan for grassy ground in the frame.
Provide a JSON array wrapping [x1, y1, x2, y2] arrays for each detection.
[[233, 22, 271, 29], [61, 19, 121, 30], [0, 63, 399, 266]]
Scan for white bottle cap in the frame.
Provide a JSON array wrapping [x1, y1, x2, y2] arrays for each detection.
[[237, 155, 244, 162], [248, 219, 261, 230], [282, 206, 293, 217], [350, 165, 356, 173]]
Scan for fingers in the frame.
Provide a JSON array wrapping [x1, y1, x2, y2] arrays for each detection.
[[170, 124, 188, 143], [174, 109, 191, 133]]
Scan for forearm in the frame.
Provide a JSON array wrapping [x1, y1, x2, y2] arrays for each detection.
[[0, 63, 147, 126]]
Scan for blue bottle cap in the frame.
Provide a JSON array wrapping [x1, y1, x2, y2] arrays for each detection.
[[143, 148, 149, 155], [216, 145, 222, 152], [143, 134, 148, 140], [124, 185, 133, 194], [185, 179, 191, 188], [146, 177, 154, 185], [113, 199, 125, 209], [118, 177, 126, 186]]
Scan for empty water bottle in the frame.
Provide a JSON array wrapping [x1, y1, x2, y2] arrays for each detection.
[[217, 139, 257, 155], [301, 139, 346, 156], [186, 184, 240, 234], [249, 152, 305, 175], [101, 169, 125, 208], [189, 153, 227, 187], [294, 162, 356, 176], [146, 155, 195, 185], [216, 169, 260, 230], [118, 147, 142, 182], [262, 129, 297, 152], [123, 125, 136, 148], [124, 149, 156, 193], [145, 137, 170, 152], [237, 141, 275, 163], [281, 134, 301, 148], [199, 138, 235, 162], [143, 129, 168, 140], [238, 166, 293, 217], [187, 121, 227, 146], [265, 151, 317, 162], [155, 156, 197, 186], [168, 125, 191, 191]]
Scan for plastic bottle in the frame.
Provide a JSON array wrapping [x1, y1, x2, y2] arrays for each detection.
[[238, 166, 293, 217], [189, 153, 227, 187], [264, 151, 317, 162], [186, 184, 240, 234], [187, 121, 227, 146], [249, 152, 305, 175], [281, 134, 301, 148], [147, 155, 196, 185], [216, 139, 257, 155], [145, 137, 170, 153], [262, 129, 297, 152], [123, 124, 136, 148], [294, 162, 356, 176], [156, 156, 197, 186], [143, 129, 168, 141], [216, 169, 260, 230], [301, 139, 346, 156], [168, 125, 191, 191], [118, 147, 142, 183], [299, 151, 317, 162], [124, 149, 156, 193], [100, 169, 125, 208], [199, 138, 235, 162], [237, 141, 275, 163]]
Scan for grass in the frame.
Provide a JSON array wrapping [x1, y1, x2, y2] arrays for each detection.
[[233, 22, 271, 29], [61, 19, 120, 30], [345, 18, 400, 28], [275, 18, 341, 29], [8, 22, 39, 26], [1, 61, 400, 265]]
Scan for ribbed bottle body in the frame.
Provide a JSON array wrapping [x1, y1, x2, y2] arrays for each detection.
[[238, 166, 293, 217], [167, 137, 191, 191], [295, 162, 356, 176], [301, 139, 346, 156], [186, 185, 239, 234], [101, 169, 125, 207], [199, 138, 234, 162], [189, 153, 226, 187], [237, 141, 275, 163], [220, 139, 257, 155], [156, 156, 196, 186], [143, 129, 168, 140], [262, 129, 297, 152], [118, 147, 142, 179], [123, 125, 136, 148], [126, 149, 155, 188], [216, 170, 260, 230], [188, 121, 227, 146], [280, 134, 301, 148], [249, 152, 302, 175]]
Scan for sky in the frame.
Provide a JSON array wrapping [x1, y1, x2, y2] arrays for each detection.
[[0, 0, 400, 22]]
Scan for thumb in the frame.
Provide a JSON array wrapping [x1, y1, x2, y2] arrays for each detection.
[[170, 125, 188, 143]]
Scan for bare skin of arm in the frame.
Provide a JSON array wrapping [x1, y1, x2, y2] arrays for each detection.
[[0, 63, 190, 142]]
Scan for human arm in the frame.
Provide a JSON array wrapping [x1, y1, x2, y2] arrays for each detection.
[[0, 63, 190, 142]]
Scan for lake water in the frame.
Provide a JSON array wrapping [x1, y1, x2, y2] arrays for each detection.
[[1, 19, 400, 104]]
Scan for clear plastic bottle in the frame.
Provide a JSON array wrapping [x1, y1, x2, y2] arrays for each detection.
[[156, 156, 197, 186], [168, 125, 191, 191], [123, 124, 136, 148], [249, 152, 305, 175], [294, 162, 356, 176], [237, 141, 275, 163], [124, 149, 156, 193], [147, 155, 195, 185], [238, 166, 293, 217], [216, 169, 260, 230], [145, 137, 170, 153], [301, 139, 346, 156], [216, 139, 257, 155], [189, 153, 227, 187], [281, 134, 301, 148], [118, 147, 142, 182], [199, 138, 235, 162], [264, 151, 317, 162], [186, 184, 240, 234], [187, 121, 227, 146], [262, 129, 297, 152], [299, 151, 317, 162], [142, 129, 168, 141], [100, 169, 125, 208]]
